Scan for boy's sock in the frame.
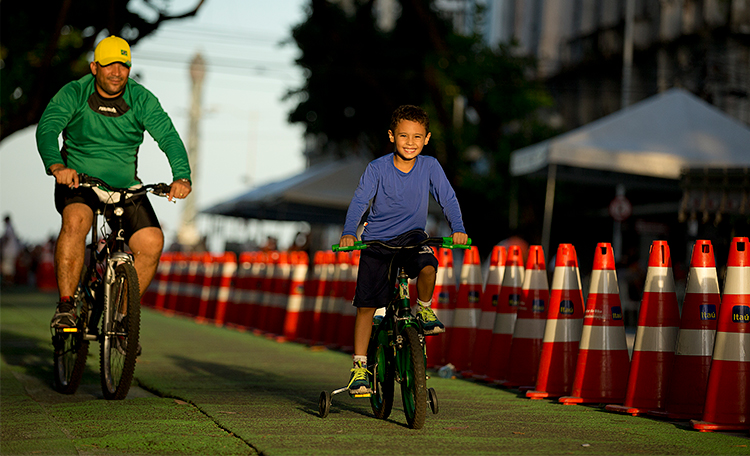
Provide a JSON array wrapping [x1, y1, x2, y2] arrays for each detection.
[[417, 298, 432, 308], [353, 355, 367, 367]]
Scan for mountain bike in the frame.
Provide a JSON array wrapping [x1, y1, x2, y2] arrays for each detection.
[[51, 174, 172, 399], [318, 235, 470, 429]]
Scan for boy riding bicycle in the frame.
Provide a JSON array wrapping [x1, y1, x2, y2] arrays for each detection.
[[339, 105, 468, 395]]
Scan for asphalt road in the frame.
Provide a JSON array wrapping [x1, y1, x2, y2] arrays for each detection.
[[2, 287, 748, 455]]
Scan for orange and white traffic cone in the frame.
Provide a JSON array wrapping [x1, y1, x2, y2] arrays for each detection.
[[228, 252, 254, 330], [606, 240, 681, 416], [255, 251, 278, 334], [651, 240, 721, 420], [502, 245, 548, 389], [527, 244, 584, 400], [310, 251, 335, 347], [297, 251, 323, 344], [447, 246, 483, 375], [211, 252, 238, 327], [560, 243, 629, 405], [692, 237, 750, 432], [483, 245, 524, 383], [336, 250, 359, 353], [427, 247, 457, 368], [243, 252, 267, 330], [267, 252, 292, 336], [281, 251, 309, 342], [471, 246, 507, 379], [320, 251, 350, 347]]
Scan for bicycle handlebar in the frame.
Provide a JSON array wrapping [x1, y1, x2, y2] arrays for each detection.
[[78, 173, 172, 198], [332, 236, 471, 252]]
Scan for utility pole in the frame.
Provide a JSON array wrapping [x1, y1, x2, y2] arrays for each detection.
[[621, 0, 635, 109], [178, 52, 205, 250]]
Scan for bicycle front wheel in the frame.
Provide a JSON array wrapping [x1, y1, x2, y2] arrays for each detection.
[[52, 268, 90, 394], [397, 326, 427, 429], [368, 332, 394, 420], [100, 262, 140, 400]]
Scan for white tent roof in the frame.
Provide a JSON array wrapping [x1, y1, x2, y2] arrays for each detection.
[[510, 88, 750, 179]]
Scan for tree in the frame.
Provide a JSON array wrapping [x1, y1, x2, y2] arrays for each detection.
[[287, 0, 559, 251], [0, 0, 205, 141]]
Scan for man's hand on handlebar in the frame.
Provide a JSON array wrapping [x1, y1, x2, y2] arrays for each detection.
[[339, 234, 357, 248], [50, 165, 79, 188], [452, 232, 468, 246], [168, 179, 192, 202]]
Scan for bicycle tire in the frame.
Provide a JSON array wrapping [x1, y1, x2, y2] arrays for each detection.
[[52, 268, 90, 394], [398, 326, 427, 429], [368, 333, 394, 420], [100, 262, 140, 400]]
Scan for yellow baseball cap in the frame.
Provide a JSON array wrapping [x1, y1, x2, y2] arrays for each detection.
[[94, 36, 132, 68]]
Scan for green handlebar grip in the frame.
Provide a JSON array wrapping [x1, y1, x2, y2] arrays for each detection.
[[332, 242, 367, 252], [441, 237, 472, 249]]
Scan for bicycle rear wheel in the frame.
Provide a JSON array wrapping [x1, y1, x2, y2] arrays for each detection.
[[368, 332, 394, 419], [52, 269, 90, 394], [398, 326, 427, 429], [100, 262, 140, 400]]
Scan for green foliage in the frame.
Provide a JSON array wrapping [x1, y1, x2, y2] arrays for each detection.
[[0, 0, 204, 141], [288, 0, 561, 249]]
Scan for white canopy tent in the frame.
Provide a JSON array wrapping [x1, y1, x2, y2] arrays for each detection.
[[509, 88, 750, 254]]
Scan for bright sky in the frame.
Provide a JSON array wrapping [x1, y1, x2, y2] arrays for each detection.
[[0, 0, 310, 249]]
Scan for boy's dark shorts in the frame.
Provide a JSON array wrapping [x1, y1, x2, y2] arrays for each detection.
[[55, 184, 161, 243], [353, 230, 439, 308]]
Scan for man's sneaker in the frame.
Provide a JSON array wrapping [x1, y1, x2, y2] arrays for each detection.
[[347, 360, 372, 395], [51, 298, 77, 329], [417, 305, 445, 335]]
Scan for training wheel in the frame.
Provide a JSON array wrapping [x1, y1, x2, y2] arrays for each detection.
[[428, 387, 439, 415], [318, 391, 331, 418]]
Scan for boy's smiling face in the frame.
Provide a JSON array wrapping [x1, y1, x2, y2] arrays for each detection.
[[389, 119, 431, 165]]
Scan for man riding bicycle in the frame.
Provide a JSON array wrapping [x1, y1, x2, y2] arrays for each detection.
[[36, 35, 192, 330]]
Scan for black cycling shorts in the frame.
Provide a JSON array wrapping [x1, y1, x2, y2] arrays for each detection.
[[55, 184, 161, 243], [353, 230, 439, 308]]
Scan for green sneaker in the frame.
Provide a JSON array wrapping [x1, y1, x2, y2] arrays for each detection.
[[347, 361, 372, 396], [417, 305, 445, 335]]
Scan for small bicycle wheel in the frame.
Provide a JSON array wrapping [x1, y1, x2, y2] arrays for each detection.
[[52, 269, 90, 395], [318, 391, 331, 418], [428, 387, 439, 414], [368, 334, 394, 420], [100, 262, 140, 400], [398, 326, 427, 429]]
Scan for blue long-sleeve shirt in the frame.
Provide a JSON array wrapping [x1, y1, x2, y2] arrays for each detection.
[[342, 154, 465, 241]]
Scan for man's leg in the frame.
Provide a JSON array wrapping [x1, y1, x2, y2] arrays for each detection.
[[127, 227, 164, 297], [55, 203, 94, 298]]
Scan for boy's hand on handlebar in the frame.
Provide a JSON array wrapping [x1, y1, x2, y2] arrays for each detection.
[[339, 235, 357, 248], [50, 165, 79, 188], [452, 232, 468, 246], [168, 179, 191, 202]]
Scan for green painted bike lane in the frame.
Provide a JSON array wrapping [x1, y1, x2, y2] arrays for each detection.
[[2, 287, 748, 455]]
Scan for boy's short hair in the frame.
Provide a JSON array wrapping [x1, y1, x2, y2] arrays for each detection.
[[390, 105, 430, 133]]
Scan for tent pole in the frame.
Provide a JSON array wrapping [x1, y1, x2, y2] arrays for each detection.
[[541, 164, 557, 258]]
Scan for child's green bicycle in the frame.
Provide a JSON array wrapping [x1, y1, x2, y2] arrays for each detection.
[[319, 236, 470, 429]]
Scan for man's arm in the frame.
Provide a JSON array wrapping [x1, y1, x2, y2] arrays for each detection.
[[36, 82, 78, 185], [138, 89, 192, 200]]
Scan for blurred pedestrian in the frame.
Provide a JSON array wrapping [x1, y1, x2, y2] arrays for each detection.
[[1, 215, 21, 285]]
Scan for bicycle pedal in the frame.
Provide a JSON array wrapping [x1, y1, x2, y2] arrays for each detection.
[[61, 327, 79, 333], [352, 393, 372, 398]]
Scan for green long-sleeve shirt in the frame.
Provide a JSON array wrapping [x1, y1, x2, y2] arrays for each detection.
[[36, 74, 191, 188]]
